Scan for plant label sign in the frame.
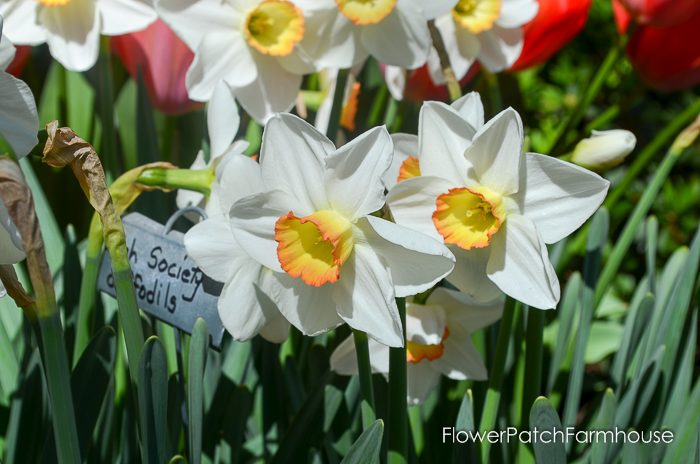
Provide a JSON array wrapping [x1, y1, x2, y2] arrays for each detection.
[[98, 212, 226, 348]]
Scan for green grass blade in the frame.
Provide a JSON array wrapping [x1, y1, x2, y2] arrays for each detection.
[[563, 209, 609, 432], [529, 397, 566, 464], [546, 272, 581, 394], [138, 336, 170, 464], [610, 294, 654, 385], [645, 216, 658, 294], [188, 318, 209, 464], [589, 389, 617, 464], [662, 373, 700, 463], [341, 420, 384, 464]]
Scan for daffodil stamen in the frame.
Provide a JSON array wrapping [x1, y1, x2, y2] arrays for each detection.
[[397, 156, 421, 183], [432, 186, 504, 250], [275, 209, 354, 287], [244, 0, 305, 56], [407, 327, 450, 363], [336, 0, 398, 25], [37, 0, 71, 5], [452, 0, 501, 34]]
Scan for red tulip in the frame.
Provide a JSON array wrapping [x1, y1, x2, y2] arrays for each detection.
[[620, 8, 700, 91], [510, 0, 592, 71], [614, 0, 700, 28], [6, 45, 31, 77], [112, 20, 201, 115]]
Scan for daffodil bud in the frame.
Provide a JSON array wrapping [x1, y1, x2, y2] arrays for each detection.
[[571, 130, 637, 171]]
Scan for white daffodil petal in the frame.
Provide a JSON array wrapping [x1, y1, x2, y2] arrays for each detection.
[[336, 243, 403, 347], [422, 0, 459, 20], [98, 0, 156, 36], [360, 1, 431, 70], [0, 72, 38, 158], [271, 273, 343, 335], [407, 361, 440, 405], [519, 153, 610, 244], [325, 126, 393, 220], [360, 216, 455, 297], [260, 114, 333, 215], [258, 310, 290, 343], [487, 214, 560, 309], [184, 216, 243, 283], [155, 0, 238, 50], [384, 65, 406, 101], [233, 55, 303, 123], [384, 133, 418, 189], [0, 199, 24, 264], [255, 269, 291, 343], [451, 92, 485, 130], [405, 303, 446, 345], [0, 1, 47, 46], [428, 287, 503, 331], [186, 31, 256, 101], [447, 246, 502, 302], [330, 334, 391, 375], [229, 190, 294, 273], [297, 8, 363, 70], [476, 26, 523, 72], [0, 20, 16, 70], [329, 335, 360, 375], [217, 265, 270, 341], [497, 0, 538, 28], [419, 101, 475, 185], [208, 82, 240, 159], [432, 330, 488, 380], [40, 0, 100, 72], [387, 175, 454, 242], [467, 107, 522, 195], [217, 154, 265, 214]]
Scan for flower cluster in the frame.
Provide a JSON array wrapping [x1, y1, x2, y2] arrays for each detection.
[[184, 92, 609, 402]]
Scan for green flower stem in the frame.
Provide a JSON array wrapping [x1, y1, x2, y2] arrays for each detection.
[[73, 214, 105, 363], [388, 297, 408, 464], [136, 168, 214, 195], [326, 68, 350, 144], [479, 297, 518, 462], [556, 98, 700, 272], [353, 330, 377, 429], [594, 117, 700, 305], [428, 20, 461, 102], [521, 309, 544, 427], [544, 36, 627, 155]]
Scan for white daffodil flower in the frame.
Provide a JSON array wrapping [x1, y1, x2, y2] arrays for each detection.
[[429, 0, 538, 82], [571, 129, 637, 171], [0, 17, 38, 158], [176, 82, 249, 213], [293, 0, 451, 71], [229, 114, 455, 347], [0, 0, 156, 72], [0, 197, 24, 297], [387, 95, 610, 309], [156, 0, 311, 122], [331, 287, 502, 404], [184, 153, 290, 343]]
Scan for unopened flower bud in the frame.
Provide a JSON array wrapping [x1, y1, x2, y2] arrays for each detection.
[[571, 130, 636, 171]]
